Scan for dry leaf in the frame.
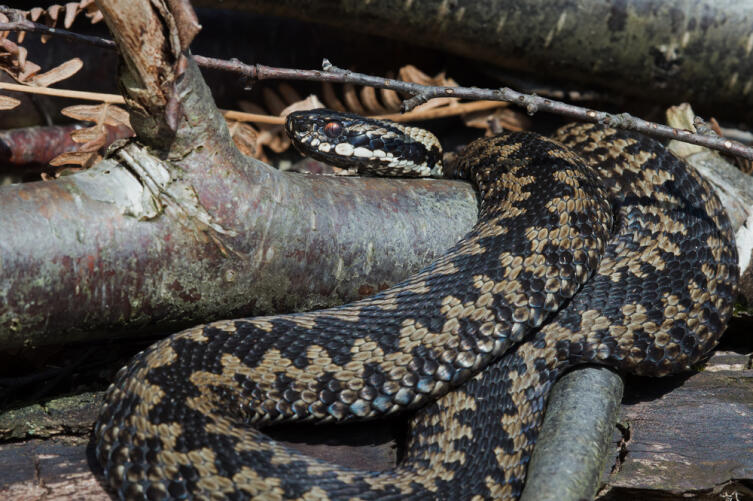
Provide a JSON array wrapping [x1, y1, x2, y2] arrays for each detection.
[[360, 85, 388, 114], [227, 120, 260, 158], [321, 82, 347, 112], [0, 94, 21, 110], [280, 95, 325, 116], [64, 2, 80, 28], [62, 103, 131, 128], [380, 86, 402, 111], [0, 30, 40, 83], [230, 94, 328, 161], [261, 88, 288, 116], [71, 124, 107, 143], [46, 5, 62, 25], [343, 83, 365, 114], [225, 65, 509, 164], [48, 150, 98, 168], [277, 83, 302, 105], [29, 57, 82, 87], [462, 107, 530, 135], [49, 102, 134, 172], [29, 8, 44, 22], [316, 65, 461, 117]]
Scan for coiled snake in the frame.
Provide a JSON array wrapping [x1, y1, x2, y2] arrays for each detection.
[[95, 110, 738, 500]]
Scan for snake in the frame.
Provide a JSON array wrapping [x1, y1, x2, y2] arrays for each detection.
[[95, 109, 738, 500]]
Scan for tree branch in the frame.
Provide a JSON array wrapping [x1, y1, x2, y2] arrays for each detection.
[[2, 10, 751, 160], [249, 59, 753, 161], [0, 11, 115, 49]]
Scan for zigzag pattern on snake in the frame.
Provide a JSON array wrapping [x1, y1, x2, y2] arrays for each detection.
[[95, 111, 738, 500]]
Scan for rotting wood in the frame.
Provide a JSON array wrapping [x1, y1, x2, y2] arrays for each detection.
[[596, 343, 753, 500]]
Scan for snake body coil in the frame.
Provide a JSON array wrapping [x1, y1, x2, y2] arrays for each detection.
[[95, 110, 738, 500]]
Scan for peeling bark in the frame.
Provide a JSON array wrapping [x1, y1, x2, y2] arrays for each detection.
[[0, 2, 477, 350]]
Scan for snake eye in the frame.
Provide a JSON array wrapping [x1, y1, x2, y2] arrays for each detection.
[[324, 121, 343, 138]]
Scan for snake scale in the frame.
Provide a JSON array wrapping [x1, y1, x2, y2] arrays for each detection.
[[95, 110, 738, 500]]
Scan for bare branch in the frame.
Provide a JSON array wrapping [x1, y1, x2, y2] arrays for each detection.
[[0, 14, 115, 49], [2, 10, 752, 160], [197, 57, 753, 161]]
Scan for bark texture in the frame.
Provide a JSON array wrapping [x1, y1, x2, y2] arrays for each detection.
[[207, 0, 753, 121], [522, 366, 624, 501], [0, 2, 477, 350]]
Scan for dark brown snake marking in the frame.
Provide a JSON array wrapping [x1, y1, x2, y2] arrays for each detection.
[[95, 115, 738, 500]]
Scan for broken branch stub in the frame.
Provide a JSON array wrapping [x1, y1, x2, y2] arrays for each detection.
[[0, 1, 478, 350]]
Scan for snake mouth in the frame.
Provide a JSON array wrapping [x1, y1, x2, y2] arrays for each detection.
[[284, 113, 313, 144]]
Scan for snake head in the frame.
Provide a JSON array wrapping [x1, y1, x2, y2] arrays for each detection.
[[285, 109, 443, 177]]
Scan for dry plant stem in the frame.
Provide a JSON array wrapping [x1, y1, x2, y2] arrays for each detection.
[[0, 14, 749, 159], [0, 82, 506, 124], [0, 82, 125, 103]]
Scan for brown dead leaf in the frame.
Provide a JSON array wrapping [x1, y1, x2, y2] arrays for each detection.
[[48, 123, 107, 169], [321, 82, 347, 112], [380, 86, 402, 111], [261, 88, 288, 116], [82, 0, 103, 23], [0, 35, 42, 83], [61, 103, 131, 128], [70, 124, 107, 143], [227, 120, 261, 159], [48, 150, 99, 168], [316, 65, 461, 117], [29, 57, 82, 87], [256, 129, 289, 154], [238, 100, 275, 130], [462, 106, 530, 134], [0, 94, 21, 110], [46, 5, 62, 26], [277, 83, 302, 106], [343, 83, 366, 114], [229, 94, 327, 161], [280, 95, 325, 116], [48, 101, 133, 171], [360, 85, 388, 114], [64, 2, 80, 28], [29, 8, 44, 22]]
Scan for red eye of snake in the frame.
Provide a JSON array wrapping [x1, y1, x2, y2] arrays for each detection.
[[324, 121, 343, 138]]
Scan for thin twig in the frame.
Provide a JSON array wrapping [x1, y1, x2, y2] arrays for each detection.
[[0, 82, 506, 125], [197, 56, 753, 160], [0, 81, 124, 103], [2, 11, 753, 160], [252, 59, 753, 160], [0, 15, 115, 49]]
